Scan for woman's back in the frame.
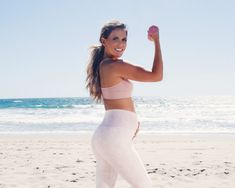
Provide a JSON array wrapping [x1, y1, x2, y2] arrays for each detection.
[[99, 60, 136, 112]]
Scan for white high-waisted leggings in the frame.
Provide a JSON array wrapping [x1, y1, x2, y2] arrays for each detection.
[[91, 109, 152, 188]]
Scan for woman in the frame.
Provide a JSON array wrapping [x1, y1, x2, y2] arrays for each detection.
[[86, 20, 163, 188]]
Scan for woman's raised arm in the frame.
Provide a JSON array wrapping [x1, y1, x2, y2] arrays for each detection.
[[111, 25, 163, 82]]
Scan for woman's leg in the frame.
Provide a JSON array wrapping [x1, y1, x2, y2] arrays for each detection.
[[92, 110, 152, 188], [100, 142, 152, 188], [92, 140, 118, 188]]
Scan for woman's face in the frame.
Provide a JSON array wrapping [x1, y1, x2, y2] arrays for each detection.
[[102, 28, 127, 59]]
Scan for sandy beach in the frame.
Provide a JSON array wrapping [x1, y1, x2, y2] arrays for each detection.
[[0, 133, 235, 188]]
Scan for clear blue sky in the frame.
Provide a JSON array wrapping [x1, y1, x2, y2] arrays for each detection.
[[0, 0, 234, 99]]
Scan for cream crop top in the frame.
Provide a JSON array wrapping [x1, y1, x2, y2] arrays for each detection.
[[101, 79, 133, 99]]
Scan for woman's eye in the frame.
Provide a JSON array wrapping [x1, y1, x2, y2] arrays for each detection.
[[112, 37, 127, 42]]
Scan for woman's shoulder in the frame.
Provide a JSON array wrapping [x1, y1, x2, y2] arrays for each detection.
[[110, 59, 136, 69], [100, 58, 125, 69], [101, 59, 139, 76]]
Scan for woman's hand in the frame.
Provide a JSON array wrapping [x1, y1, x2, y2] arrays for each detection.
[[148, 25, 159, 42]]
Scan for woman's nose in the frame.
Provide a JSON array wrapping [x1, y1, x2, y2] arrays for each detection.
[[118, 41, 126, 47]]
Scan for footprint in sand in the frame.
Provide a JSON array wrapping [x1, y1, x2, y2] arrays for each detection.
[[76, 159, 83, 163]]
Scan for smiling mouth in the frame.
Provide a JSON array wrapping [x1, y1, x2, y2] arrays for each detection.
[[114, 48, 123, 52]]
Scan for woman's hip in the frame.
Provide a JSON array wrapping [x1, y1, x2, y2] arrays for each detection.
[[92, 109, 139, 145]]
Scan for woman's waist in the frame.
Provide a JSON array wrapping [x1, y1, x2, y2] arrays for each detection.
[[103, 98, 135, 112]]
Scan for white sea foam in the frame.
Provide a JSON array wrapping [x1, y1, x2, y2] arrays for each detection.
[[13, 100, 23, 103]]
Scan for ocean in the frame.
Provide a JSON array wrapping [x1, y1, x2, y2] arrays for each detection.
[[0, 96, 234, 134]]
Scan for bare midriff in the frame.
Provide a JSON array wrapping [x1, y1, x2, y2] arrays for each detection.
[[103, 98, 135, 113]]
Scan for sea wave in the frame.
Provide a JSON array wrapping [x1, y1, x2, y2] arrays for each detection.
[[0, 96, 234, 133]]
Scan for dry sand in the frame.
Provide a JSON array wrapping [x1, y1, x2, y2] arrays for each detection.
[[0, 133, 235, 188]]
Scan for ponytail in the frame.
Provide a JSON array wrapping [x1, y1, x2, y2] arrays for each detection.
[[86, 45, 104, 103]]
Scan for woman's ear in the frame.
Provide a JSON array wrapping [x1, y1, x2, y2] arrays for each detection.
[[101, 37, 106, 46]]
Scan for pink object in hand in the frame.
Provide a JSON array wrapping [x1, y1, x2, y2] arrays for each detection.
[[148, 26, 158, 33], [148, 25, 159, 41]]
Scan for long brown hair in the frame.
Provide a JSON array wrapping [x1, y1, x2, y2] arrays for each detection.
[[86, 20, 127, 103]]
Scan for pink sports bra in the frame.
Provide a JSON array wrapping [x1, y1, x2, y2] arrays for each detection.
[[101, 79, 133, 99]]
